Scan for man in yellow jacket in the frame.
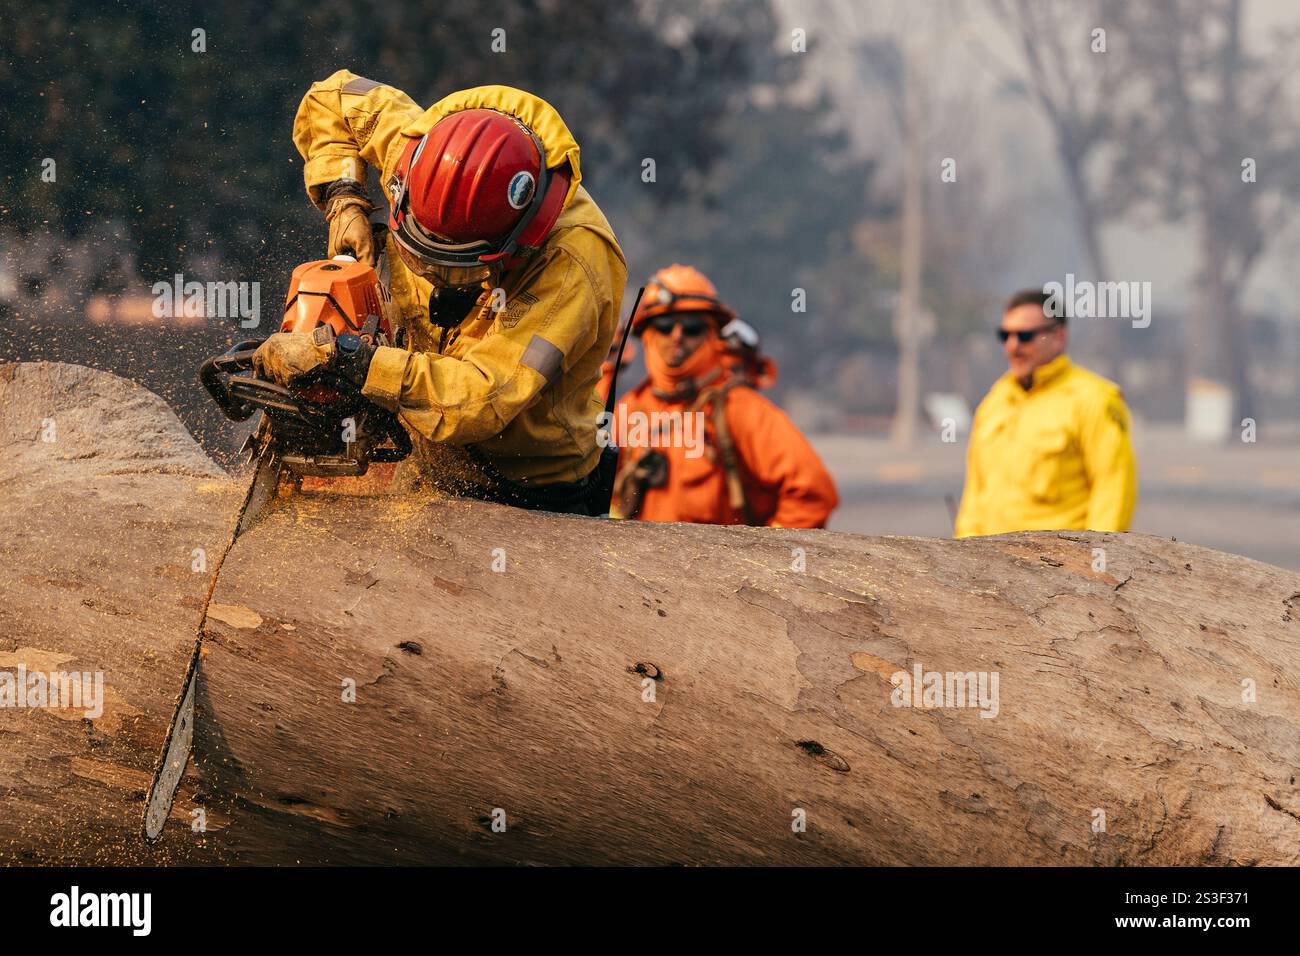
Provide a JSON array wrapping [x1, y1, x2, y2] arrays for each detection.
[[955, 289, 1137, 537], [252, 72, 627, 514]]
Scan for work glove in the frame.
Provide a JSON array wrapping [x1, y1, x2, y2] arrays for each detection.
[[324, 181, 376, 265], [632, 449, 668, 488], [330, 331, 378, 391], [610, 450, 667, 519], [252, 332, 332, 387]]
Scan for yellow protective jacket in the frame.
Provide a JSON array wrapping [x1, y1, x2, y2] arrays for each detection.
[[292, 71, 627, 486], [955, 355, 1137, 537]]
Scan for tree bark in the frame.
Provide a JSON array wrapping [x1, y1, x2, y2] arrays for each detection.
[[0, 362, 240, 864], [3, 363, 1299, 865]]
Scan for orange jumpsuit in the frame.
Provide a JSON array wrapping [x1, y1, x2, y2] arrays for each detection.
[[611, 335, 837, 527]]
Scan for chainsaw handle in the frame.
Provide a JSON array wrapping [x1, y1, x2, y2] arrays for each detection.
[[200, 337, 412, 468], [200, 340, 264, 421]]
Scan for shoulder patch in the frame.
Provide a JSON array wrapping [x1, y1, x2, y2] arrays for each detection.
[[353, 112, 379, 148], [498, 290, 539, 329]]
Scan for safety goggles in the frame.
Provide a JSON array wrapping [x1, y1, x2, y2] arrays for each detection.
[[650, 314, 711, 337], [997, 324, 1059, 344], [392, 240, 493, 288], [719, 318, 759, 350], [647, 275, 733, 322]]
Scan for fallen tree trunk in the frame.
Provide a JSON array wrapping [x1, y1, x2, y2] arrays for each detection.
[[3, 362, 1299, 865], [0, 362, 241, 863]]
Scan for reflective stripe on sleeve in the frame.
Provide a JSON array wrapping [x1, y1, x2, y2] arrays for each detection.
[[520, 334, 564, 387]]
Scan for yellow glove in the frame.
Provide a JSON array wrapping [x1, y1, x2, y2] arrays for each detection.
[[326, 193, 376, 265], [252, 333, 332, 386]]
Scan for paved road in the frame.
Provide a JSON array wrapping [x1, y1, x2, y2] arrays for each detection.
[[812, 424, 1300, 572]]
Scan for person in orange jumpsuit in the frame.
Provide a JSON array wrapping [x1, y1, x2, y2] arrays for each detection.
[[608, 265, 838, 527], [595, 314, 772, 405]]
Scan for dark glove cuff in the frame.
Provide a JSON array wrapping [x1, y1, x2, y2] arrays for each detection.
[[324, 178, 370, 204]]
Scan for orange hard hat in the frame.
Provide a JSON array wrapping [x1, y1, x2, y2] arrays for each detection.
[[632, 264, 736, 334]]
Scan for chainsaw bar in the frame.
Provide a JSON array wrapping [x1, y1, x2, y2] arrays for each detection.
[[143, 435, 283, 842]]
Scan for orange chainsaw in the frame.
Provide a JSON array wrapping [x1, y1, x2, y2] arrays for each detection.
[[200, 254, 412, 483], [147, 255, 412, 842]]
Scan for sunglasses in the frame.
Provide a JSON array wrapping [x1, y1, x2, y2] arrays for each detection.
[[650, 315, 711, 337], [997, 324, 1059, 344]]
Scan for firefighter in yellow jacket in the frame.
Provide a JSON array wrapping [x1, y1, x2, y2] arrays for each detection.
[[955, 289, 1137, 537], [253, 72, 627, 514]]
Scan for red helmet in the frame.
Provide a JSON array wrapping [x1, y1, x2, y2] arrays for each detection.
[[387, 108, 571, 273], [631, 264, 736, 335]]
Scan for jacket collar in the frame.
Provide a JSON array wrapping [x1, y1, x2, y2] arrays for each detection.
[[1003, 353, 1072, 394], [1031, 353, 1072, 388]]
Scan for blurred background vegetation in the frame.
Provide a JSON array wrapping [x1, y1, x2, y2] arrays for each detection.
[[1, 0, 899, 455], [3, 0, 1300, 461]]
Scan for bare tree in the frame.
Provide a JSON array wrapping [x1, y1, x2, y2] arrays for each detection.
[[819, 0, 982, 445], [986, 0, 1128, 377], [890, 39, 927, 446], [1107, 0, 1300, 424]]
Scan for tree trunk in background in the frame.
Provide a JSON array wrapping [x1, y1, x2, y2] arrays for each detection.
[[1062, 155, 1118, 380], [1215, 0, 1255, 427], [4, 363, 1300, 866], [891, 46, 923, 447], [1190, 217, 1224, 387], [1191, 210, 1255, 435], [1184, 0, 1254, 432]]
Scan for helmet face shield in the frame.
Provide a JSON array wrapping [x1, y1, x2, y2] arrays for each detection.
[[425, 263, 494, 289], [392, 236, 493, 288]]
